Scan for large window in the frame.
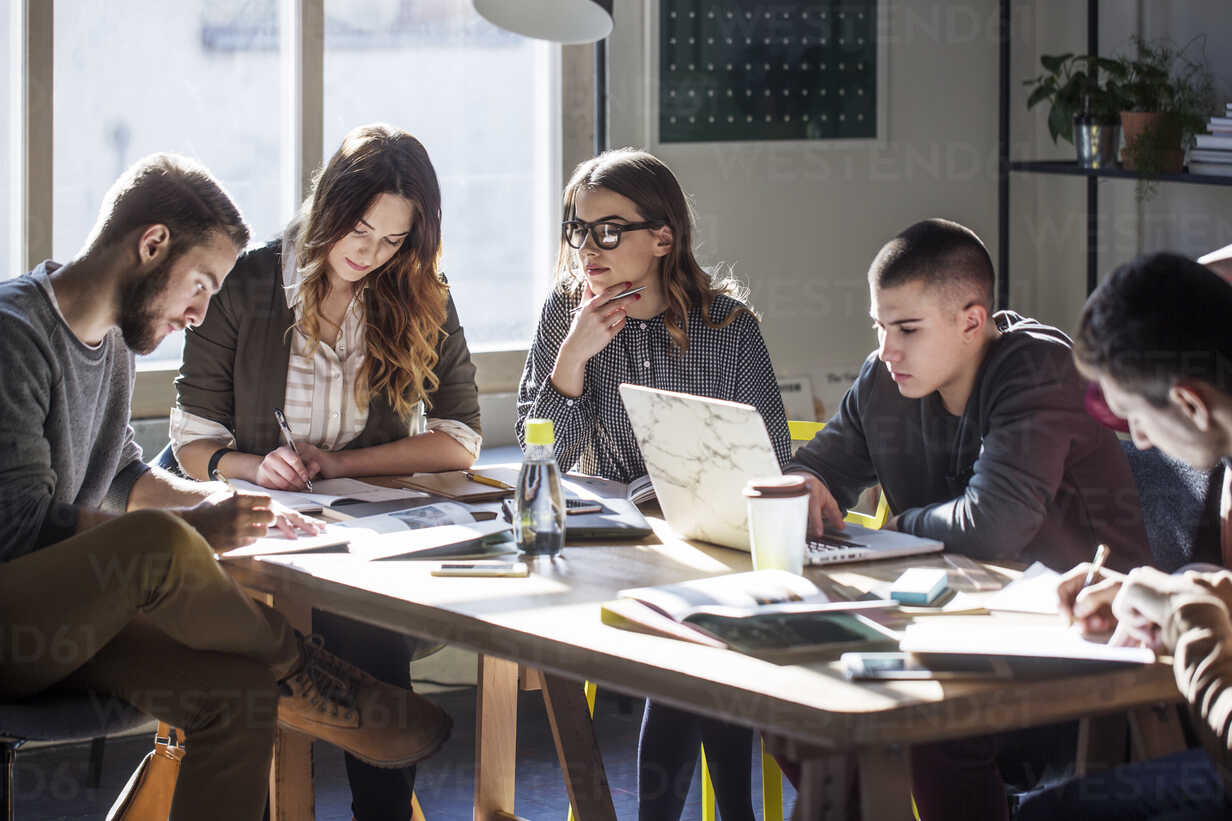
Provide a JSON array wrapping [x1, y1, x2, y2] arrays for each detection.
[[15, 0, 557, 385], [322, 0, 558, 350], [53, 0, 283, 364]]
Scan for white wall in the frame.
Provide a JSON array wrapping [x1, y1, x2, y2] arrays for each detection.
[[605, 0, 1232, 417], [609, 0, 1003, 416]]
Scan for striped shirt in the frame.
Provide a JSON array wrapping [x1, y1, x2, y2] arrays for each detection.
[[170, 256, 480, 459]]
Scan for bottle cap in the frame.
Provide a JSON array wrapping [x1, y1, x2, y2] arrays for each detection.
[[524, 418, 555, 446], [742, 474, 808, 498]]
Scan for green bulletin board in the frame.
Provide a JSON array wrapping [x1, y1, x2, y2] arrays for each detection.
[[660, 1, 878, 143]]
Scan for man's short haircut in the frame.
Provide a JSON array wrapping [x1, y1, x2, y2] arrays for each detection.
[[1074, 251, 1232, 406], [84, 153, 249, 259], [868, 218, 996, 310]]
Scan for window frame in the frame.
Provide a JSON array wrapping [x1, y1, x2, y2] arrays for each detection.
[[10, 0, 584, 420]]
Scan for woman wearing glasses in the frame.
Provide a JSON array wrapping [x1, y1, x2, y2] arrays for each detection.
[[516, 148, 791, 821], [172, 124, 481, 821]]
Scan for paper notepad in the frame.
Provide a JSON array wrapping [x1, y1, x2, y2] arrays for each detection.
[[900, 622, 1156, 666], [984, 562, 1061, 614]]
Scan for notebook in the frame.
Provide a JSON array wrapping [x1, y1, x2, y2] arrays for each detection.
[[617, 384, 944, 565]]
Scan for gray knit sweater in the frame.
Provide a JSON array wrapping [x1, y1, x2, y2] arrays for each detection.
[[0, 264, 146, 562]]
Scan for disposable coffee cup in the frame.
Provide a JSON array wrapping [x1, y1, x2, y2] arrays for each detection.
[[743, 475, 810, 575]]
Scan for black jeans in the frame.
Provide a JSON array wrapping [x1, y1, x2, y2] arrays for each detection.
[[314, 610, 419, 821], [637, 699, 755, 821], [1015, 748, 1230, 821]]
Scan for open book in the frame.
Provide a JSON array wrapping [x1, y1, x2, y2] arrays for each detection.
[[601, 570, 899, 662], [222, 501, 512, 561], [227, 477, 425, 514], [625, 475, 656, 505]]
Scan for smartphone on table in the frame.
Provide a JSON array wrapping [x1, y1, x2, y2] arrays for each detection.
[[840, 652, 1011, 681], [431, 561, 530, 578]]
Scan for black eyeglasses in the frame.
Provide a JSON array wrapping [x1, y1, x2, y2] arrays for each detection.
[[562, 218, 662, 250]]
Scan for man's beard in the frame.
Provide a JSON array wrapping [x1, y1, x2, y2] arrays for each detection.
[[119, 255, 176, 354]]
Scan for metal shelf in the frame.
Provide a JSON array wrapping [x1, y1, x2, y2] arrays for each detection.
[[1009, 160, 1232, 186]]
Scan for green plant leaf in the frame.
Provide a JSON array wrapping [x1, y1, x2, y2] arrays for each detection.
[[1026, 84, 1053, 110], [1048, 103, 1073, 144], [1040, 53, 1073, 73]]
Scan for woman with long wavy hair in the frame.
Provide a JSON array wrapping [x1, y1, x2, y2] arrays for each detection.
[[173, 123, 480, 820], [516, 148, 791, 821]]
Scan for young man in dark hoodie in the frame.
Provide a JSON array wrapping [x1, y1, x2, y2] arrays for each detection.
[[787, 218, 1152, 821]]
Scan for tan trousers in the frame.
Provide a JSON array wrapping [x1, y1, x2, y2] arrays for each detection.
[[0, 509, 301, 821]]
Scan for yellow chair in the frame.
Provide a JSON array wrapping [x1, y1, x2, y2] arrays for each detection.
[[787, 420, 890, 530], [569, 421, 893, 821]]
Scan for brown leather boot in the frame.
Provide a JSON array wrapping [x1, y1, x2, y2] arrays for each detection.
[[277, 635, 452, 768]]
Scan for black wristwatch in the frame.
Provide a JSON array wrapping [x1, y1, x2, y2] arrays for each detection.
[[207, 447, 237, 481]]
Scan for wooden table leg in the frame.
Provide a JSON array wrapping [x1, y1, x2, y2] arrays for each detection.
[[1129, 703, 1187, 761], [475, 655, 520, 821], [539, 672, 617, 821], [247, 588, 314, 821], [857, 746, 913, 821], [790, 753, 854, 821]]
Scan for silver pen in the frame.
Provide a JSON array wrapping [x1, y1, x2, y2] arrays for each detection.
[[272, 407, 314, 491]]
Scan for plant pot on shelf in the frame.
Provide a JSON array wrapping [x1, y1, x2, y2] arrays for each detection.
[[1119, 111, 1185, 173], [1073, 115, 1120, 169]]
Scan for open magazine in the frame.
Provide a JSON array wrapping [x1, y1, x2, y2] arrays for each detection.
[[227, 477, 425, 514], [601, 570, 899, 662], [222, 502, 512, 561]]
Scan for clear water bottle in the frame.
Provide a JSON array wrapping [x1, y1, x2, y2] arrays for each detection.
[[515, 419, 566, 556]]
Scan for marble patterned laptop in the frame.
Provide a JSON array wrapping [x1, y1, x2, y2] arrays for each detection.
[[618, 384, 944, 564]]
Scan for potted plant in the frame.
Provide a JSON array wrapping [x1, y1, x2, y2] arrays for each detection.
[[1114, 36, 1216, 177], [1024, 53, 1128, 168]]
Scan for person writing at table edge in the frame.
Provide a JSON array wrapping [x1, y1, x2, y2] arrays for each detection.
[[0, 153, 452, 821], [516, 148, 791, 821], [1017, 252, 1232, 821], [170, 124, 480, 821], [783, 218, 1151, 821]]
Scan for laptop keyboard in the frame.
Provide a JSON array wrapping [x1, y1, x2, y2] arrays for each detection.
[[805, 538, 873, 565]]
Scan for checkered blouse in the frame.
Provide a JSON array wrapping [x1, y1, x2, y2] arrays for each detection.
[[516, 288, 791, 483]]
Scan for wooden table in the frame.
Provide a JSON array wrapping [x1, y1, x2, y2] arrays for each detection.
[[225, 516, 1180, 821]]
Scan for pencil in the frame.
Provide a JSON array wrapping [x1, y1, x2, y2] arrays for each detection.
[[464, 471, 514, 491], [1081, 543, 1111, 590]]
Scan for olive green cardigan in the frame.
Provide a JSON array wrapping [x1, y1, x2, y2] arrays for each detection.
[[175, 240, 481, 456]]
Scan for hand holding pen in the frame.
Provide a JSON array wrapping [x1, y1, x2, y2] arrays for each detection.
[[205, 466, 322, 541], [1057, 543, 1124, 635], [271, 407, 314, 491]]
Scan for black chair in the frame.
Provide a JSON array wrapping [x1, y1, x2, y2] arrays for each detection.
[[0, 691, 149, 819], [1122, 441, 1225, 571]]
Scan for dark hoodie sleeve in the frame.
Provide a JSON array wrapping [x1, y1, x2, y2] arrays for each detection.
[[786, 353, 881, 511]]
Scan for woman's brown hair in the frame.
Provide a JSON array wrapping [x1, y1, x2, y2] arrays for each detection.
[[290, 123, 447, 419], [555, 148, 750, 352]]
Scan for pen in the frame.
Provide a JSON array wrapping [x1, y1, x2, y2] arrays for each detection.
[[210, 467, 238, 492], [606, 285, 647, 303], [1081, 543, 1111, 590], [464, 471, 514, 491], [273, 407, 314, 491]]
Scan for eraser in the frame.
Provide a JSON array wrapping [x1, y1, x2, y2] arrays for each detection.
[[889, 568, 949, 605]]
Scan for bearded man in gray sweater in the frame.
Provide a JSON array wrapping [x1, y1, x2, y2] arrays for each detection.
[[0, 155, 450, 821], [788, 218, 1151, 821]]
